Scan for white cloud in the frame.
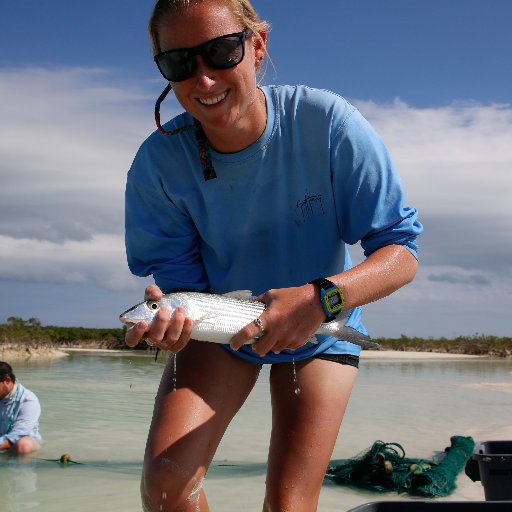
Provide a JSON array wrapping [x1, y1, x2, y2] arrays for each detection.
[[0, 68, 153, 247], [356, 99, 512, 212], [360, 263, 512, 338], [0, 233, 140, 291], [0, 66, 182, 291], [1, 68, 149, 189], [354, 99, 512, 277]]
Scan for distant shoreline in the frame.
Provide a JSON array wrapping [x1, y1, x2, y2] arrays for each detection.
[[0, 347, 490, 362], [360, 350, 485, 360], [1, 339, 510, 361], [2, 321, 510, 359]]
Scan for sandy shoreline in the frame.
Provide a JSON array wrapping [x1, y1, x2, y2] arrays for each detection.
[[360, 350, 487, 360], [0, 348, 69, 361], [1, 346, 492, 361], [63, 347, 129, 353], [69, 348, 482, 359]]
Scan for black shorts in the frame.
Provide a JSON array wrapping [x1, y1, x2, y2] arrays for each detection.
[[313, 353, 359, 368]]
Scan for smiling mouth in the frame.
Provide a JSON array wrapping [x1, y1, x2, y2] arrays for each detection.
[[198, 91, 228, 106]]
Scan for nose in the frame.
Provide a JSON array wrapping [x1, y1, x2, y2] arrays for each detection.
[[193, 55, 217, 88]]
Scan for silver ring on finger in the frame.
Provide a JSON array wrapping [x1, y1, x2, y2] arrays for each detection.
[[253, 317, 265, 333], [143, 337, 156, 347]]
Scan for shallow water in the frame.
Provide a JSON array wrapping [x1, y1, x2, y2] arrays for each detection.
[[1, 352, 511, 511]]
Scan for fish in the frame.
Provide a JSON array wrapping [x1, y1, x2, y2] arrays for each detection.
[[119, 290, 380, 350]]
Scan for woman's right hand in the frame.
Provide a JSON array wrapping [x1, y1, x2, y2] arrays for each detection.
[[124, 284, 194, 352]]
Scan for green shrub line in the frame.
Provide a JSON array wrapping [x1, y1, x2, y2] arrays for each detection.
[[374, 334, 512, 357], [1, 318, 511, 356], [0, 317, 143, 351]]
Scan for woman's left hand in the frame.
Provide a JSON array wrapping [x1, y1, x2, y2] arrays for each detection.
[[229, 284, 325, 356]]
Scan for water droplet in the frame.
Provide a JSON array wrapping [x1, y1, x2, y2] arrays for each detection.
[[172, 354, 177, 392], [292, 357, 301, 396]]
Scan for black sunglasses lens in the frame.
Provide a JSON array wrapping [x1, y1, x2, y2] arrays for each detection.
[[202, 36, 244, 69], [158, 50, 195, 82], [156, 33, 247, 82]]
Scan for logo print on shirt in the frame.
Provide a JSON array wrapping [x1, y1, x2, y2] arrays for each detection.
[[296, 191, 324, 223]]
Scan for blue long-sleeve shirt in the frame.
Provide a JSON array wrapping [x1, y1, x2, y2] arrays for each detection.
[[0, 383, 41, 446], [125, 85, 422, 363]]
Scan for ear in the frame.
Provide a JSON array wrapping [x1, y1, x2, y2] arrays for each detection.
[[253, 29, 267, 66]]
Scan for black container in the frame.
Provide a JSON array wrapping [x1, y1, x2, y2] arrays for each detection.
[[347, 501, 512, 511], [465, 440, 512, 501]]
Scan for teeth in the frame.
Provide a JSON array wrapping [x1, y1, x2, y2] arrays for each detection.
[[199, 92, 227, 105]]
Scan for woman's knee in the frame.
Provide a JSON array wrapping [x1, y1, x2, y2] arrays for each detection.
[[263, 487, 320, 512], [141, 456, 206, 512]]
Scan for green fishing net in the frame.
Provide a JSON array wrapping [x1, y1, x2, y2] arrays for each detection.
[[326, 435, 475, 497]]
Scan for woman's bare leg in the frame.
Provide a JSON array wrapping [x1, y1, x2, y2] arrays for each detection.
[[263, 358, 357, 512], [141, 340, 261, 512]]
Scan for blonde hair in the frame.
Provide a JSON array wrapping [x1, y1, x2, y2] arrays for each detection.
[[148, 0, 270, 55]]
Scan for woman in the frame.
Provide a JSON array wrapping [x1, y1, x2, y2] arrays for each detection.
[[124, 0, 422, 510]]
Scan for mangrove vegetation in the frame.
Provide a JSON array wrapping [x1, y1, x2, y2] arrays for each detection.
[[1, 317, 511, 357]]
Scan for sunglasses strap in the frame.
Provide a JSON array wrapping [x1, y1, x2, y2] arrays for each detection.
[[154, 84, 217, 182], [194, 119, 217, 181]]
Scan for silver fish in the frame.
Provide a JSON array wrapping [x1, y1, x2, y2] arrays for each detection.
[[119, 290, 379, 349]]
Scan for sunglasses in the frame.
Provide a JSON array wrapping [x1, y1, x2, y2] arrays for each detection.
[[154, 30, 252, 82]]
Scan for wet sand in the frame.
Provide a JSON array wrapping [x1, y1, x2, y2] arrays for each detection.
[[2, 346, 492, 361], [0, 348, 69, 361], [360, 350, 487, 360]]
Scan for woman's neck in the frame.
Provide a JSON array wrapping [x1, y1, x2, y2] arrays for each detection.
[[203, 87, 267, 154]]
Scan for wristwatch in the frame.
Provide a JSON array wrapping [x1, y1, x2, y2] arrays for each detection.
[[309, 278, 345, 322]]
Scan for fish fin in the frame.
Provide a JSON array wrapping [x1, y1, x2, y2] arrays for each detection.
[[308, 335, 319, 345], [339, 327, 380, 350], [222, 290, 257, 301], [320, 317, 380, 350]]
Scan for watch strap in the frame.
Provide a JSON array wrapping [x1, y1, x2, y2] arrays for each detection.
[[309, 278, 345, 322]]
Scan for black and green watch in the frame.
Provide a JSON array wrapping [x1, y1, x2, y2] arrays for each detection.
[[309, 278, 345, 322]]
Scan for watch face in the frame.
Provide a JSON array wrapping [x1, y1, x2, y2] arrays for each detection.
[[324, 289, 343, 313]]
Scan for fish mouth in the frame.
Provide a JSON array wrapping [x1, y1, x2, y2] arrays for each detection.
[[119, 303, 145, 327], [119, 316, 135, 327]]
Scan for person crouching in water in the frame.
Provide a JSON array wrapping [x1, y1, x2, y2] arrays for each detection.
[[0, 362, 42, 454]]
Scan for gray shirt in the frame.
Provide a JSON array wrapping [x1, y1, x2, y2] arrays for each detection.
[[0, 383, 41, 446]]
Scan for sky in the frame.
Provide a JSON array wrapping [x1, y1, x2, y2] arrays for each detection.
[[1, 0, 511, 338]]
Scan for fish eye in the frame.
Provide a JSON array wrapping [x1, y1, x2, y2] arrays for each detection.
[[148, 301, 159, 311]]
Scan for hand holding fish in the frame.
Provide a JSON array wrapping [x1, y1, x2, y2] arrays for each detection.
[[124, 284, 193, 351], [230, 284, 325, 356], [120, 285, 378, 352]]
